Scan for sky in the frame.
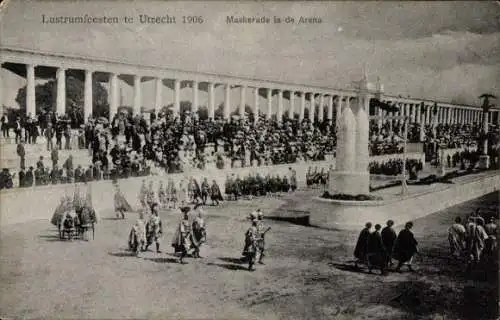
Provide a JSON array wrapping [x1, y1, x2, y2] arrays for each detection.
[[1, 1, 499, 110]]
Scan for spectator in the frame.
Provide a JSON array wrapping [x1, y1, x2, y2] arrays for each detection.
[[16, 139, 26, 170]]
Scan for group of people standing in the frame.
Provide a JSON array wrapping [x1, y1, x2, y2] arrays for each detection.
[[354, 220, 419, 275], [127, 202, 206, 264], [448, 210, 498, 270]]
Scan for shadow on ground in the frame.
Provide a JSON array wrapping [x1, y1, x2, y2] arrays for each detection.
[[206, 262, 248, 271], [145, 257, 179, 264]]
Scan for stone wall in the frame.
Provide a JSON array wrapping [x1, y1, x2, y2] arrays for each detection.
[[309, 172, 500, 231], [0, 152, 425, 226]]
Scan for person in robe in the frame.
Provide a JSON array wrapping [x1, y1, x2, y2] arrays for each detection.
[[170, 182, 178, 209], [190, 178, 202, 204], [158, 181, 167, 208], [177, 180, 187, 207], [129, 212, 146, 255], [354, 222, 372, 268], [138, 179, 147, 208], [289, 167, 297, 192], [381, 220, 397, 268], [79, 196, 97, 241], [225, 174, 233, 200], [484, 217, 498, 262], [190, 206, 207, 258], [145, 204, 163, 253], [448, 217, 467, 260], [201, 178, 210, 205], [467, 217, 489, 268], [172, 206, 193, 264], [242, 218, 260, 271], [114, 184, 132, 219], [366, 224, 387, 275], [210, 179, 223, 206], [256, 210, 271, 265], [146, 181, 155, 209], [393, 221, 419, 272]]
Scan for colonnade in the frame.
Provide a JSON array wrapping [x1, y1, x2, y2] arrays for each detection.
[[0, 47, 496, 129]]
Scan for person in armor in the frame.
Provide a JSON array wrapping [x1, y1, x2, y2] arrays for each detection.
[[61, 210, 79, 241], [129, 212, 146, 255], [201, 178, 210, 205], [242, 218, 260, 271], [114, 184, 132, 219], [145, 203, 163, 253], [79, 197, 97, 241], [172, 206, 193, 264], [210, 179, 223, 206]]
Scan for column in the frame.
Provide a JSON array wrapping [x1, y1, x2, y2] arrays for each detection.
[[447, 107, 451, 125], [299, 92, 306, 121], [327, 95, 333, 121], [415, 104, 421, 124], [309, 93, 315, 121], [405, 103, 410, 119], [56, 67, 66, 116], [133, 74, 141, 115], [266, 88, 272, 119], [425, 105, 431, 125], [335, 95, 343, 129], [26, 64, 36, 117], [253, 87, 259, 122], [208, 83, 215, 120], [277, 89, 283, 122], [154, 77, 163, 115], [318, 94, 325, 122], [192, 80, 199, 114], [174, 79, 180, 116], [109, 73, 119, 121], [84, 69, 93, 122], [289, 91, 295, 119], [224, 83, 231, 120], [238, 85, 246, 117]]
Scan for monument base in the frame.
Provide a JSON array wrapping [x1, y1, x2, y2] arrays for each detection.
[[328, 170, 370, 196], [479, 155, 490, 169]]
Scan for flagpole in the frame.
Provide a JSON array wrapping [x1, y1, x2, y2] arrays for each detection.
[[401, 116, 409, 196]]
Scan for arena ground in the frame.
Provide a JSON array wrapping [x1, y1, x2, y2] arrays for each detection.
[[0, 190, 498, 319]]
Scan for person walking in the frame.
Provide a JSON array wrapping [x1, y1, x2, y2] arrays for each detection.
[[381, 220, 397, 268], [393, 221, 419, 272]]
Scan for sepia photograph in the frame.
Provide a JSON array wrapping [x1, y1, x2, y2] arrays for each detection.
[[0, 1, 499, 319]]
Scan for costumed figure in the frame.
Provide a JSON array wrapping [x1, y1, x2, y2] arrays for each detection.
[[190, 205, 207, 258], [354, 222, 372, 268], [158, 182, 167, 208], [448, 217, 467, 260], [201, 178, 210, 205], [145, 203, 163, 253], [128, 212, 146, 255], [242, 217, 260, 271], [256, 210, 271, 265], [79, 194, 97, 241], [51, 195, 70, 238], [366, 224, 387, 275], [61, 208, 79, 241], [139, 179, 147, 208], [210, 179, 223, 206], [114, 183, 132, 219], [172, 206, 193, 264], [189, 177, 202, 204], [393, 221, 419, 272], [146, 181, 155, 209]]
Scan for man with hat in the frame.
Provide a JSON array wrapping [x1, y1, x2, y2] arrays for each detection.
[[145, 203, 163, 253], [172, 206, 192, 264]]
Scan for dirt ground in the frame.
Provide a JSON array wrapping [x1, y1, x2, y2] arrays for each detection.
[[0, 190, 498, 320]]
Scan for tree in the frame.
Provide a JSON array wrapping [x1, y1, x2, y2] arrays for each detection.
[[15, 76, 109, 121]]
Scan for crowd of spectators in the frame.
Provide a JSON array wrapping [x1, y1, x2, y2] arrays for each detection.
[[0, 106, 494, 190], [369, 158, 424, 177]]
